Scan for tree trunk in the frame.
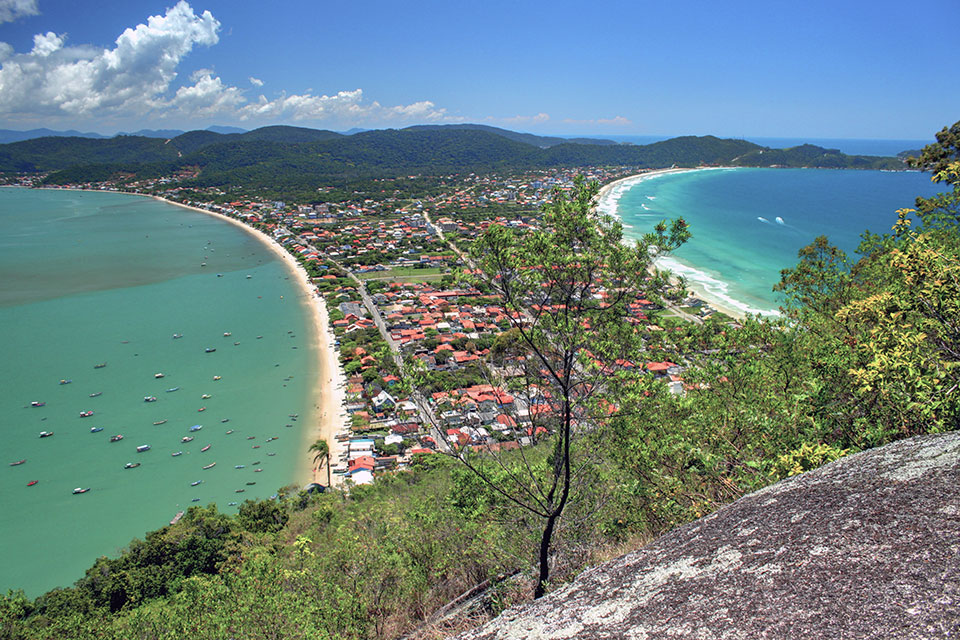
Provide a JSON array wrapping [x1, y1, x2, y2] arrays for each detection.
[[534, 510, 560, 599]]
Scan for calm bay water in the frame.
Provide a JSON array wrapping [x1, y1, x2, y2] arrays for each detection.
[[600, 168, 940, 315], [0, 188, 315, 597]]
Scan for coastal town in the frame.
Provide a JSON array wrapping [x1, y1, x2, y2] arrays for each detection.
[[4, 165, 734, 488]]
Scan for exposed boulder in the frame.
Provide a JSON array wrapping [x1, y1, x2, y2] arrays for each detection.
[[459, 432, 960, 639]]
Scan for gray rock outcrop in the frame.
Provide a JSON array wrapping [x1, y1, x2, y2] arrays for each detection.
[[459, 432, 960, 639]]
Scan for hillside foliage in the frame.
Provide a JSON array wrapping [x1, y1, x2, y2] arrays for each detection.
[[2, 122, 956, 640]]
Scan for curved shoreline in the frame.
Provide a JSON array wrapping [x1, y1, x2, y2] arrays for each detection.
[[30, 186, 347, 488], [151, 196, 348, 487], [596, 167, 754, 320]]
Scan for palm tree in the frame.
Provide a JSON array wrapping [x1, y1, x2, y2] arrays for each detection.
[[309, 438, 330, 487]]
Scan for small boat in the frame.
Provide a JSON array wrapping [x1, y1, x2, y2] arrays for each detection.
[[166, 387, 180, 393], [201, 394, 211, 399], [27, 480, 38, 486], [251, 461, 260, 465], [154, 373, 165, 379], [234, 464, 245, 469], [89, 392, 102, 398], [228, 502, 238, 506], [205, 348, 216, 353], [79, 410, 94, 418], [94, 363, 106, 369], [246, 275, 252, 279], [9, 459, 26, 466], [191, 480, 202, 486], [246, 482, 256, 486], [191, 497, 200, 502], [124, 462, 140, 469], [39, 431, 54, 438], [235, 489, 245, 493], [200, 445, 211, 452], [213, 376, 221, 381], [223, 332, 232, 337], [110, 435, 124, 442], [90, 427, 103, 433], [267, 453, 276, 457], [171, 451, 183, 457], [189, 424, 203, 432], [254, 468, 262, 472], [256, 335, 263, 339], [233, 342, 240, 346], [246, 436, 255, 440], [225, 429, 234, 434], [266, 436, 278, 442], [202, 462, 216, 470], [252, 445, 260, 449], [30, 401, 45, 407], [144, 396, 157, 403], [59, 379, 71, 385], [198, 407, 206, 412], [217, 273, 223, 277], [153, 420, 167, 425], [136, 444, 151, 452], [170, 511, 184, 525], [72, 487, 90, 495], [182, 436, 194, 443], [221, 418, 229, 423], [173, 333, 183, 339]]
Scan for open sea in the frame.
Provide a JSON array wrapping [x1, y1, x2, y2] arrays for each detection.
[[0, 188, 316, 597], [599, 167, 941, 316]]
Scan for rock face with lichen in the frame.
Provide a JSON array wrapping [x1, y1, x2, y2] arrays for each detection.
[[458, 432, 960, 639]]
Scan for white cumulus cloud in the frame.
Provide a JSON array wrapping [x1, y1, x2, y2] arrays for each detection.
[[0, 1, 461, 129], [0, 0, 38, 24], [0, 1, 220, 119]]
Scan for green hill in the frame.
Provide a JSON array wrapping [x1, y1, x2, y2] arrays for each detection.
[[0, 125, 908, 189]]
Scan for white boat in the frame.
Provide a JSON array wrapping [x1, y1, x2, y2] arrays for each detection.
[[136, 444, 151, 452]]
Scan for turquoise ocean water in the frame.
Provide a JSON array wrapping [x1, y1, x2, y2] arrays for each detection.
[[599, 168, 940, 315], [0, 188, 316, 597]]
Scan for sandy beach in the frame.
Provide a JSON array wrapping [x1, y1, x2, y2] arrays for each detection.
[[596, 168, 748, 320], [595, 166, 696, 202], [154, 197, 348, 487]]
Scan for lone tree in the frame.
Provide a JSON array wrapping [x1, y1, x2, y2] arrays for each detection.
[[439, 175, 689, 598], [309, 438, 331, 487]]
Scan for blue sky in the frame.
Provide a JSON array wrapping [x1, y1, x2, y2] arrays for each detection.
[[0, 0, 956, 138]]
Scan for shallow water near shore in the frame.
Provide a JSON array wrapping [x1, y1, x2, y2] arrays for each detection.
[[0, 188, 315, 597], [603, 168, 940, 315]]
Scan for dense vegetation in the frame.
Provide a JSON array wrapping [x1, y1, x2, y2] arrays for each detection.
[[0, 125, 906, 194], [2, 123, 955, 639]]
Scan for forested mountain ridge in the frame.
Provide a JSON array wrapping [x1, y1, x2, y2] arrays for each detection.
[[0, 125, 907, 184]]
